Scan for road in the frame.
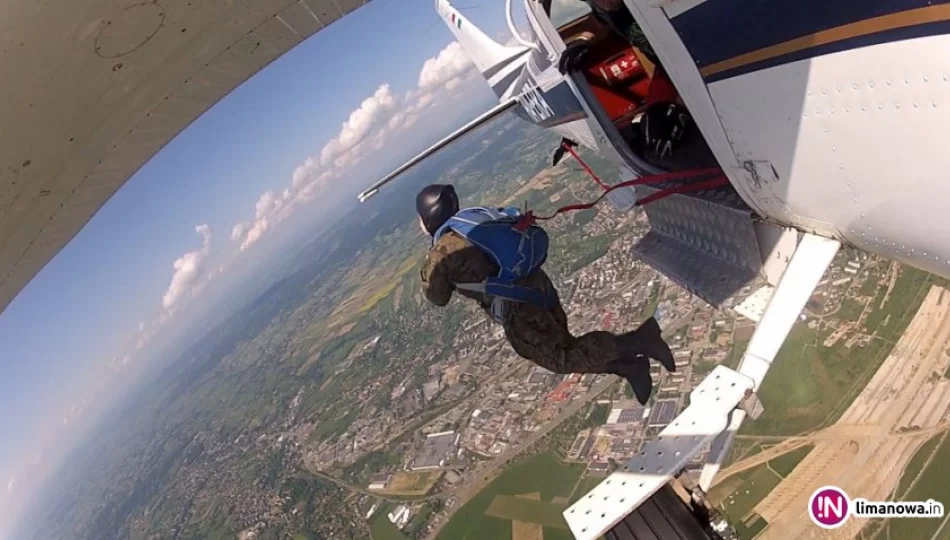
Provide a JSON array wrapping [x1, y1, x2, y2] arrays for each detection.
[[713, 422, 950, 487], [756, 285, 950, 540]]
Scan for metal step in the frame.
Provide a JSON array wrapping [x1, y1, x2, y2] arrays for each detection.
[[632, 183, 764, 308], [563, 366, 754, 540]]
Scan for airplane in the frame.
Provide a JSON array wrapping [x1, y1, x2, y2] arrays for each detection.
[[356, 0, 950, 538], [1, 0, 945, 537]]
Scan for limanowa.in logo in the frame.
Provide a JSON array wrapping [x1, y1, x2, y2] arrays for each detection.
[[808, 486, 945, 529]]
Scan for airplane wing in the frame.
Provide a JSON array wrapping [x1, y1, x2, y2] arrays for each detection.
[[357, 98, 520, 202], [0, 0, 370, 316]]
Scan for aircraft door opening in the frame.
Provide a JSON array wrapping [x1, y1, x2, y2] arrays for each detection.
[[531, 0, 721, 176]]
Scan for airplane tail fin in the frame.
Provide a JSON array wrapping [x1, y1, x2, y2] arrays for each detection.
[[435, 0, 530, 95]]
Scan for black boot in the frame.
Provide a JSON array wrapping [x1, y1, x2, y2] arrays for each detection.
[[606, 356, 653, 405], [616, 317, 675, 372]]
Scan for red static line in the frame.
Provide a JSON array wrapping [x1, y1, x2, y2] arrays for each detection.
[[514, 167, 727, 230], [562, 142, 610, 190]]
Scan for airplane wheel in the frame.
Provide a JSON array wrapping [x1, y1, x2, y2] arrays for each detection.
[[605, 484, 712, 540]]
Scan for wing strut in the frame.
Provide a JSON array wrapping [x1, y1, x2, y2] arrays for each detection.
[[698, 233, 840, 490], [357, 99, 519, 202]]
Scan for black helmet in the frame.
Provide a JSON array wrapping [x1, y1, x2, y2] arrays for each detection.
[[416, 184, 459, 235]]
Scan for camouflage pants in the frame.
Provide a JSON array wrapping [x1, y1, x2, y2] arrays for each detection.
[[623, 19, 658, 64], [502, 271, 619, 374]]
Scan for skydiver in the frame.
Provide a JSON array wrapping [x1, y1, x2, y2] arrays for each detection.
[[416, 184, 675, 405]]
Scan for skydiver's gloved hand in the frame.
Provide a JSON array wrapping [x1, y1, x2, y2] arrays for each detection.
[[634, 102, 693, 160], [558, 40, 590, 74], [552, 138, 579, 167]]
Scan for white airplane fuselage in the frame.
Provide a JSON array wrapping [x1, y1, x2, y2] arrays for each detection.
[[435, 0, 950, 282]]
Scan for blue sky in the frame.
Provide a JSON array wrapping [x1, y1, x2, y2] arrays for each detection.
[[0, 0, 514, 529]]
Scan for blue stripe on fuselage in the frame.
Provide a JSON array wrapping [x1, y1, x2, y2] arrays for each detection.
[[671, 0, 950, 70], [704, 19, 950, 83]]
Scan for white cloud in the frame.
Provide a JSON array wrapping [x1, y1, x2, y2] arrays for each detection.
[[233, 191, 288, 251], [319, 84, 398, 168], [418, 42, 473, 92], [6, 479, 14, 494], [299, 170, 333, 201], [388, 113, 406, 131], [292, 157, 317, 188], [241, 220, 268, 251], [161, 225, 212, 310], [228, 41, 479, 253], [230, 223, 246, 242], [254, 191, 282, 220], [416, 93, 435, 110]]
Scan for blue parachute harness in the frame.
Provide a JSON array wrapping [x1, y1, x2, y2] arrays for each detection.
[[433, 206, 555, 322]]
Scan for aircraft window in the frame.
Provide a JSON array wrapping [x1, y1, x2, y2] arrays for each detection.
[[549, 0, 591, 28]]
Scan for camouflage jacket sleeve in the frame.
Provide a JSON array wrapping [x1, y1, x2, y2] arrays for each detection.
[[420, 231, 497, 307], [420, 233, 461, 307]]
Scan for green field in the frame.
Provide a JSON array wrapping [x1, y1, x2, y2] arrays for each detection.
[[873, 432, 950, 540], [570, 476, 604, 504], [725, 338, 750, 371], [741, 266, 936, 437], [486, 495, 569, 528], [768, 445, 813, 478], [370, 503, 410, 540], [739, 322, 860, 435], [739, 516, 768, 539], [865, 266, 943, 342], [723, 441, 765, 468], [710, 463, 782, 514], [541, 528, 576, 540], [436, 452, 585, 540], [896, 433, 946, 499], [710, 462, 783, 540], [837, 297, 865, 322]]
